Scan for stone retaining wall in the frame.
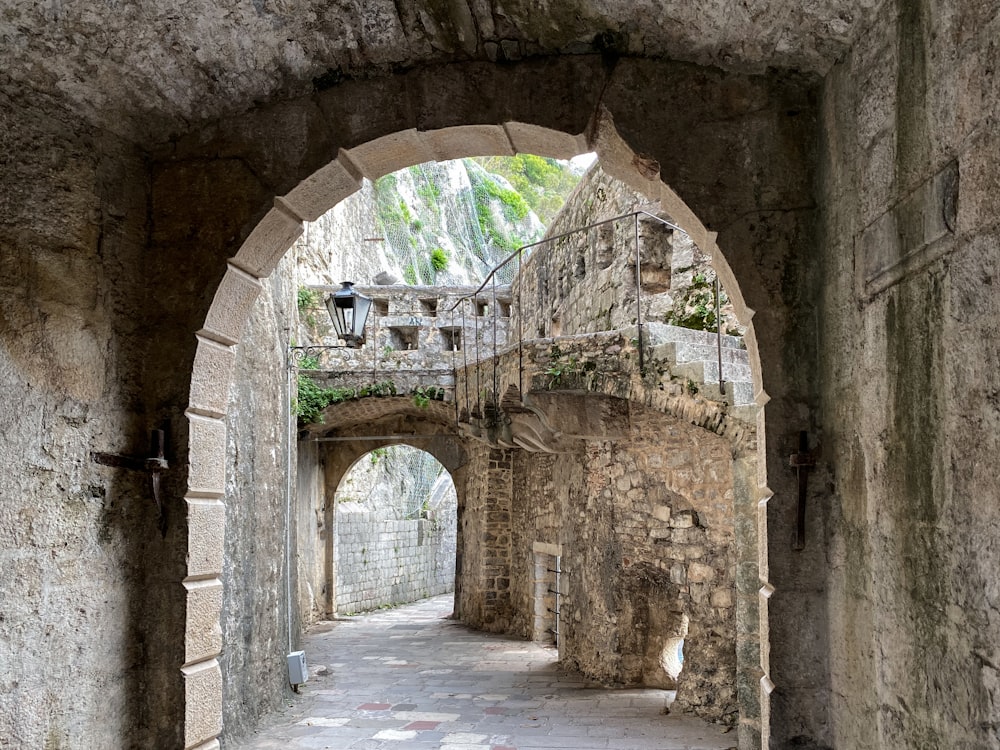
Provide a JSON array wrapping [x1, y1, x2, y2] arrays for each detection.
[[335, 508, 457, 614]]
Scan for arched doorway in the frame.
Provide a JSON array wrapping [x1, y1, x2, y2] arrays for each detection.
[[183, 112, 773, 749], [326, 446, 458, 616]]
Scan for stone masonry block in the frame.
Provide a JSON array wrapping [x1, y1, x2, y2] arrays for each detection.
[[711, 588, 735, 608], [201, 265, 263, 346], [688, 562, 716, 582], [229, 201, 303, 277], [187, 499, 226, 578], [188, 337, 237, 418], [283, 155, 363, 222], [504, 122, 587, 160], [424, 124, 515, 160], [187, 413, 227, 495], [184, 578, 224, 666], [182, 658, 222, 749], [345, 129, 436, 180]]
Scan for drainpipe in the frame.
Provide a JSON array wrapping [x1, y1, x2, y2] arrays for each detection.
[[285, 334, 295, 655]]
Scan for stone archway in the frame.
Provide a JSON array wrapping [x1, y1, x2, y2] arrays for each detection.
[[323, 444, 459, 617], [183, 117, 772, 750], [300, 397, 471, 621]]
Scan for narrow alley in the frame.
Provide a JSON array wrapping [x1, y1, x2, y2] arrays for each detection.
[[234, 596, 736, 750]]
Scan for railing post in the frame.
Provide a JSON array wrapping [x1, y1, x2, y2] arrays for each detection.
[[634, 213, 644, 375]]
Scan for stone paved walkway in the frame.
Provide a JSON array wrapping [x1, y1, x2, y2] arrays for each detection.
[[234, 595, 736, 750]]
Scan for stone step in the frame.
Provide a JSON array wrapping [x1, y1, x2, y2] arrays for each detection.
[[652, 340, 750, 367], [701, 360, 753, 384], [645, 322, 744, 350], [668, 364, 755, 406]]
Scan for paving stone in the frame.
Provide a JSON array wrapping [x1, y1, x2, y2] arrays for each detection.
[[232, 596, 735, 750]]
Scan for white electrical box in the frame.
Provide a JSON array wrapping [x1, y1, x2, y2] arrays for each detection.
[[287, 650, 308, 685]]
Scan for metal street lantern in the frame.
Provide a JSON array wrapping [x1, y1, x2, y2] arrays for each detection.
[[325, 281, 372, 348]]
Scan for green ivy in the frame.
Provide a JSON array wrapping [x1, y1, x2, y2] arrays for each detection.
[[297, 287, 320, 311], [295, 378, 398, 425], [297, 354, 320, 370], [411, 385, 445, 409]]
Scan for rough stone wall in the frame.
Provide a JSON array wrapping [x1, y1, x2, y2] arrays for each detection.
[[1, 52, 832, 750], [457, 443, 514, 632], [514, 166, 742, 341], [802, 1, 1000, 748], [219, 256, 299, 745], [297, 283, 510, 374], [0, 97, 186, 749], [294, 181, 399, 288], [335, 512, 456, 613], [506, 408, 739, 723], [296, 440, 329, 621]]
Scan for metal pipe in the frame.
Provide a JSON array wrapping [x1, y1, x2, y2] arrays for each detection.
[[553, 555, 561, 648], [715, 275, 726, 396], [462, 302, 470, 418], [517, 249, 523, 399], [451, 306, 460, 427], [634, 213, 644, 375], [492, 276, 499, 410], [284, 334, 295, 655], [474, 298, 481, 417]]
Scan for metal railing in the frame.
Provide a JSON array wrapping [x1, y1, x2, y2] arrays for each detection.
[[443, 209, 691, 421]]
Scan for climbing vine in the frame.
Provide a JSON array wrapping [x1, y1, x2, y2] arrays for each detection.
[[294, 378, 398, 425]]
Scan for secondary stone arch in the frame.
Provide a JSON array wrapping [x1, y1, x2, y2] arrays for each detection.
[[184, 116, 771, 749], [321, 439, 461, 616]]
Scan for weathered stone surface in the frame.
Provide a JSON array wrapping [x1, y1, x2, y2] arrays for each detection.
[[0, 2, 877, 143], [3, 2, 999, 748], [219, 253, 298, 746], [0, 96, 186, 750]]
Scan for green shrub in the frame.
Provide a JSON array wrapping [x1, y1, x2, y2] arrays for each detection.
[[430, 247, 449, 272]]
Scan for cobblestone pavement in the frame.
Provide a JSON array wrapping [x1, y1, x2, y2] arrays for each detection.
[[234, 595, 737, 750]]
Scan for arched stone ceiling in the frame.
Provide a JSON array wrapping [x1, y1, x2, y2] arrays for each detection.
[[0, 0, 873, 143]]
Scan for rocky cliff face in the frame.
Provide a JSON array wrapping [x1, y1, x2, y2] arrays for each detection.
[[294, 156, 584, 288]]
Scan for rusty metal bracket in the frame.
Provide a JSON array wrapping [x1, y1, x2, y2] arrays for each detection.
[[92, 429, 169, 536], [789, 430, 816, 550]]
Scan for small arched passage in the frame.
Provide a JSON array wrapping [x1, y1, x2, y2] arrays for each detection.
[[297, 397, 470, 621], [326, 445, 458, 616], [177, 58, 816, 748]]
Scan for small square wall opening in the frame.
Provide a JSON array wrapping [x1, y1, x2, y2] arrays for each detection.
[[373, 298, 389, 317], [498, 300, 511, 317], [441, 328, 462, 351], [389, 327, 419, 350], [420, 298, 438, 317]]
